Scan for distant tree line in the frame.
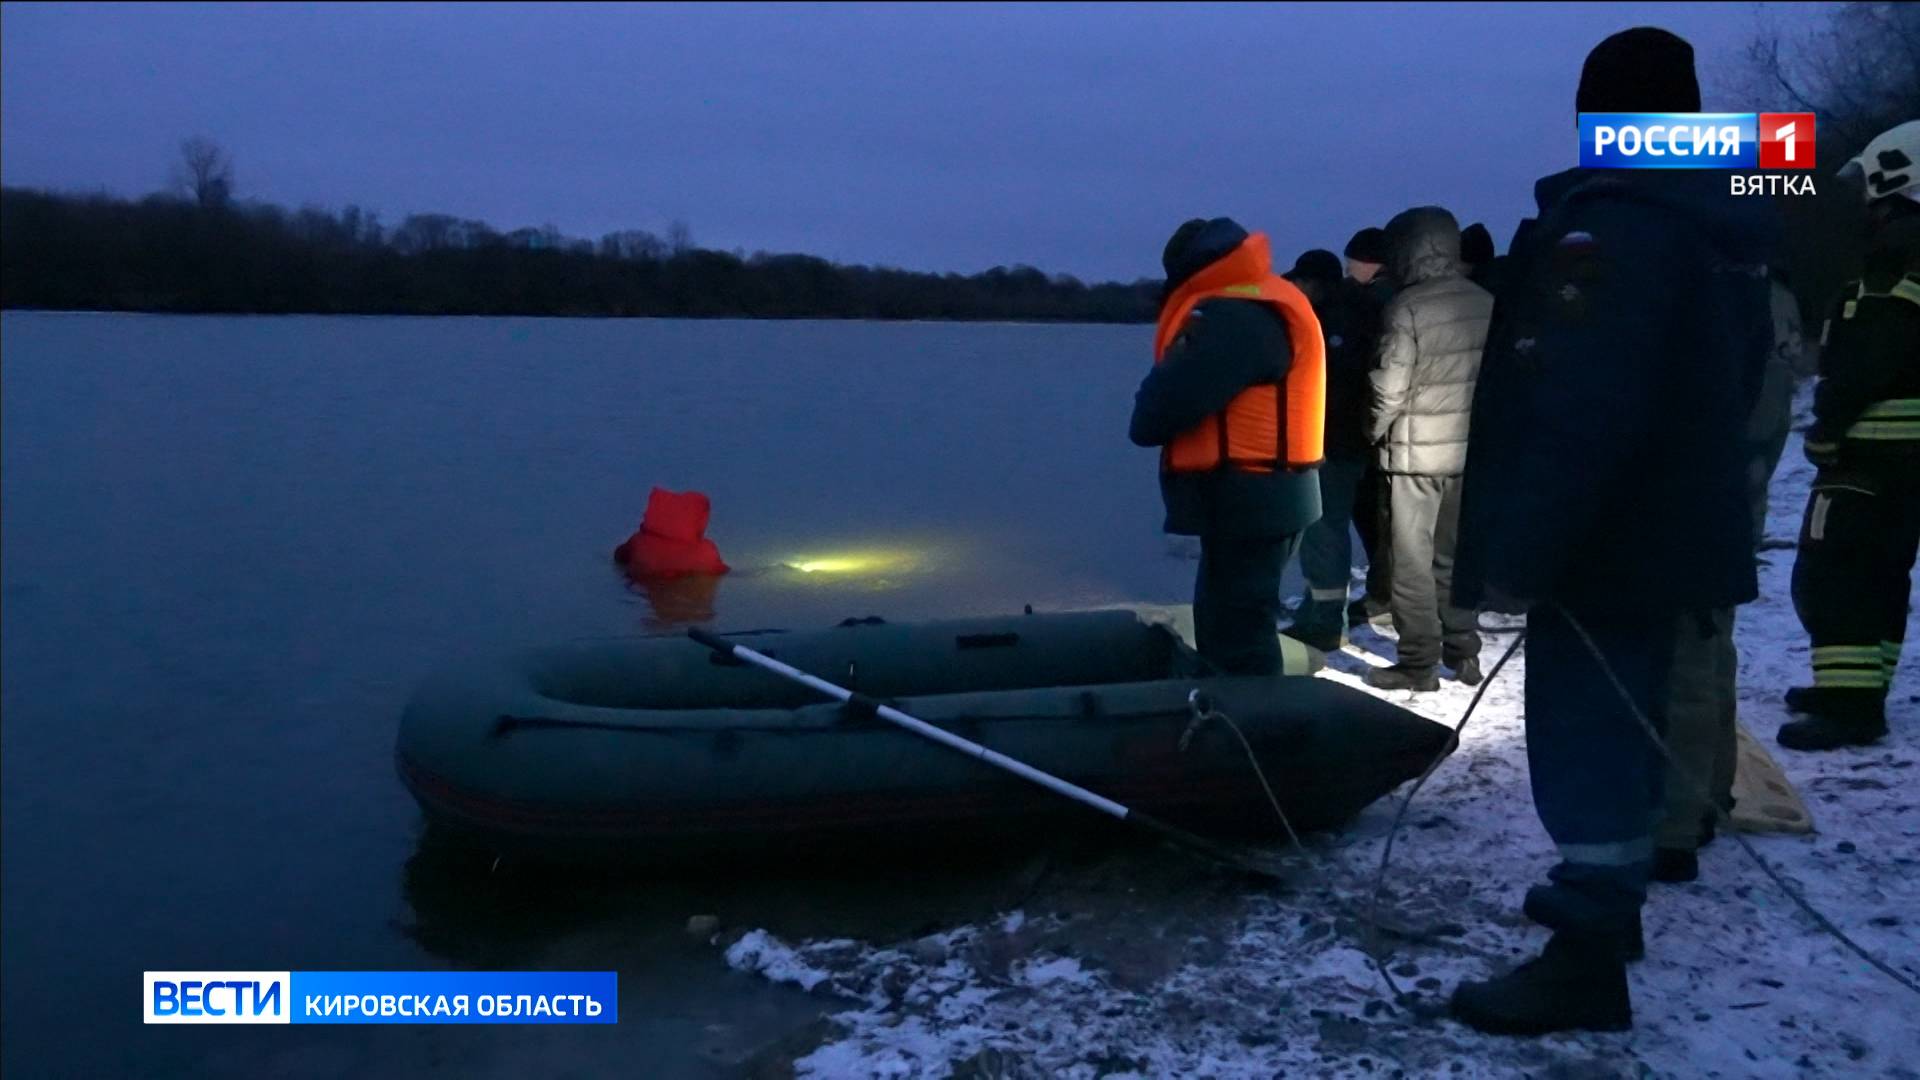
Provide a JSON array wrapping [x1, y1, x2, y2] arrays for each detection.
[[25, 0, 1904, 330], [0, 145, 1158, 322]]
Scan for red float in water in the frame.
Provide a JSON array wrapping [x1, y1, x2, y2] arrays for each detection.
[[614, 487, 729, 579]]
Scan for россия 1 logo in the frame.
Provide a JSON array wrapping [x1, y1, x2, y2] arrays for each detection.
[[1579, 112, 1817, 196], [1756, 113, 1816, 170]]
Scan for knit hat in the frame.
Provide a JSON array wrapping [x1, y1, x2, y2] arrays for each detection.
[[1161, 217, 1250, 291], [1576, 27, 1700, 114], [1343, 227, 1388, 264], [1460, 223, 1495, 267], [1288, 248, 1343, 284], [1162, 219, 1211, 275]]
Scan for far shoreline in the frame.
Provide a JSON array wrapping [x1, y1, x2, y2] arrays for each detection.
[[0, 306, 1154, 327], [2, 187, 1163, 325]]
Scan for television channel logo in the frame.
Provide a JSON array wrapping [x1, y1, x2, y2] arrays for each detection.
[[145, 972, 291, 1024], [1579, 112, 1816, 170], [145, 970, 618, 1025], [1756, 112, 1816, 169]]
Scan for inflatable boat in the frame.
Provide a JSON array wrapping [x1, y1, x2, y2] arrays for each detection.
[[396, 610, 1451, 866]]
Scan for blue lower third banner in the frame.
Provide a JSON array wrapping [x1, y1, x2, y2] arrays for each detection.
[[143, 971, 618, 1024]]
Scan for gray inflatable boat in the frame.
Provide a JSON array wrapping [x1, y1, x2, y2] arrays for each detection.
[[397, 610, 1450, 865]]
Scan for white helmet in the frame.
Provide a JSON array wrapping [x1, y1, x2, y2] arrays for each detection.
[[1841, 119, 1920, 205]]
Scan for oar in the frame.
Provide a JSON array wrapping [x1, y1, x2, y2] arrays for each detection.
[[687, 628, 1280, 881]]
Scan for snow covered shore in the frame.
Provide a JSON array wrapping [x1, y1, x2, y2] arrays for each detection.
[[726, 410, 1920, 1079]]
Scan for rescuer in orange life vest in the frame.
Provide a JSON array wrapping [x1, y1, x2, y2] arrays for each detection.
[[1130, 217, 1327, 674]]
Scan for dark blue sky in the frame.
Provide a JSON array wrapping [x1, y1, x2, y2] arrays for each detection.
[[0, 2, 1829, 281]]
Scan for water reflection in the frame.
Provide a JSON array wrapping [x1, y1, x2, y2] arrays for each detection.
[[619, 539, 957, 631], [625, 572, 725, 632], [396, 824, 1072, 971]]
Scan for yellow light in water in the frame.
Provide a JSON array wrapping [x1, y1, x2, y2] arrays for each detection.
[[791, 557, 868, 574], [783, 548, 920, 576]]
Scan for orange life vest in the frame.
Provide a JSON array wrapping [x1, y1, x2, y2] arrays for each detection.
[[613, 487, 730, 579], [1153, 233, 1325, 473]]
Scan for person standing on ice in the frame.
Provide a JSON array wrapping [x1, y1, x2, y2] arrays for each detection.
[[1780, 119, 1920, 751], [1447, 28, 1779, 1034], [1649, 263, 1801, 886], [1460, 222, 1498, 293], [1341, 226, 1396, 631], [1130, 217, 1326, 675], [1364, 206, 1492, 692], [1282, 248, 1373, 654]]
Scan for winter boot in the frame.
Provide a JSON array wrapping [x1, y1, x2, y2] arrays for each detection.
[[1521, 888, 1643, 963], [1450, 933, 1632, 1035], [1700, 813, 1719, 848], [1281, 626, 1345, 654], [1652, 847, 1698, 884], [1777, 694, 1888, 751], [1364, 664, 1440, 693], [1347, 596, 1393, 630], [1448, 655, 1484, 687], [1783, 685, 1848, 714]]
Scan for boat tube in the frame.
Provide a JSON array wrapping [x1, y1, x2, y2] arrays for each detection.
[[396, 610, 1451, 866]]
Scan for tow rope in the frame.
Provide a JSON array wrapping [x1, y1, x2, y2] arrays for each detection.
[[1316, 606, 1920, 1007]]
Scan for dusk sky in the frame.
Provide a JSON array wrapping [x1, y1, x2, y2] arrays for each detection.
[[1, 2, 1832, 281]]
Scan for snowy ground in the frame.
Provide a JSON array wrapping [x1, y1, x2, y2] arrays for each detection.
[[722, 404, 1920, 1079]]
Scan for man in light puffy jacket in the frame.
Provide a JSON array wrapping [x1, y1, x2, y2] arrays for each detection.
[[1365, 207, 1494, 691]]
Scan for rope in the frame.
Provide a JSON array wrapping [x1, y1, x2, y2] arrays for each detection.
[[1555, 605, 1920, 999], [1363, 630, 1527, 1003], [1352, 607, 1920, 1005], [1184, 690, 1308, 855], [1185, 683, 1453, 1005]]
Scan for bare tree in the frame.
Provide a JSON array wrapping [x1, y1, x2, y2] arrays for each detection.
[[600, 229, 667, 261], [293, 205, 339, 247], [1727, 2, 1920, 342], [340, 205, 382, 247], [1732, 2, 1920, 163], [460, 219, 500, 248], [174, 136, 235, 208], [393, 213, 462, 254], [667, 219, 693, 255]]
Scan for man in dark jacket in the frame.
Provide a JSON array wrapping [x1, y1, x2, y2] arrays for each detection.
[[1131, 218, 1322, 674], [1342, 226, 1396, 628], [1344, 226, 1389, 289], [1284, 248, 1371, 651], [1650, 264, 1804, 884], [1461, 222, 1497, 291], [1365, 207, 1492, 691], [1781, 119, 1920, 751], [1448, 28, 1780, 1034]]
